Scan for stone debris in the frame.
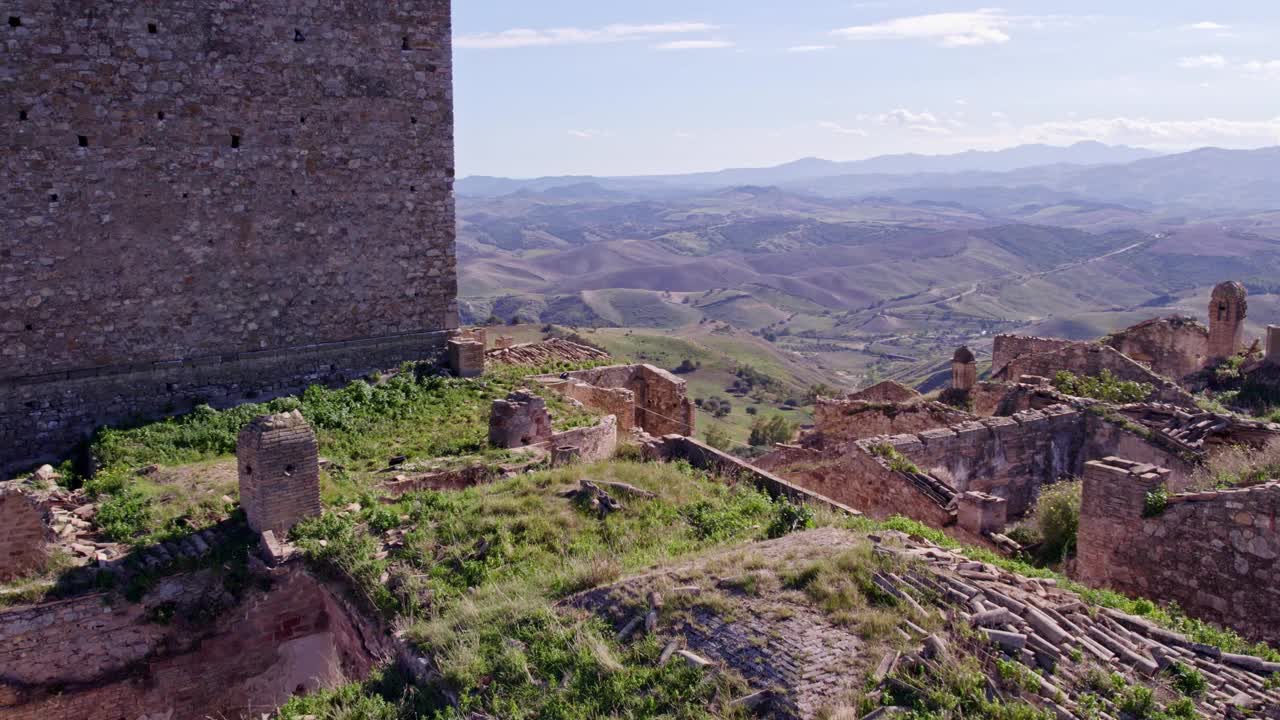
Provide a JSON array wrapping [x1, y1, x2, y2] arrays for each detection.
[[877, 534, 1280, 719], [1115, 402, 1280, 455], [487, 338, 610, 366]]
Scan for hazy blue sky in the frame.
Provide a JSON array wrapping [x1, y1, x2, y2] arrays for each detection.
[[453, 1, 1280, 177]]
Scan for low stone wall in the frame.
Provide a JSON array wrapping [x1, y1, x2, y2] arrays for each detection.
[[547, 380, 636, 433], [1083, 412, 1196, 488], [0, 331, 450, 477], [648, 436, 859, 516], [813, 399, 975, 443], [0, 486, 50, 581], [550, 415, 619, 464], [0, 563, 389, 719], [1077, 458, 1280, 645]]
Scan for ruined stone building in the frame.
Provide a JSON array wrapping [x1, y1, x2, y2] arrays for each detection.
[[2, 0, 458, 474]]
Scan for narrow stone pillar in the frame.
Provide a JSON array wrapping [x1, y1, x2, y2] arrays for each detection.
[[951, 347, 977, 391], [957, 491, 1007, 535], [448, 338, 485, 377], [1267, 326, 1280, 365], [237, 410, 321, 535], [1208, 281, 1247, 361]]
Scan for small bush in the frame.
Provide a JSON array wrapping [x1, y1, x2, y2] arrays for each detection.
[[869, 444, 921, 475], [1053, 370, 1152, 404], [1167, 662, 1207, 698], [767, 500, 815, 539], [1033, 481, 1081, 564], [703, 426, 733, 452], [1143, 487, 1169, 517]]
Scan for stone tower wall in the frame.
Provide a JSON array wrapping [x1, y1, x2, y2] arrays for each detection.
[[237, 411, 321, 536], [1208, 285, 1247, 360], [1, 0, 456, 473]]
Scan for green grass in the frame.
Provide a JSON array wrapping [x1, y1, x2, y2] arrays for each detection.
[[73, 361, 605, 546], [288, 460, 796, 718]]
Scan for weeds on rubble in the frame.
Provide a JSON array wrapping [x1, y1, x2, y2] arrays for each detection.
[[1053, 370, 1153, 404], [288, 461, 787, 716], [780, 545, 929, 641], [872, 649, 1054, 720], [1166, 662, 1207, 698], [869, 443, 922, 475], [1189, 438, 1280, 489], [853, 514, 1280, 662]]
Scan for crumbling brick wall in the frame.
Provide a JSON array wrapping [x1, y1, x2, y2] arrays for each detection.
[[0, 565, 387, 720], [813, 399, 975, 443], [489, 391, 552, 448], [1000, 344, 1194, 406], [538, 365, 693, 437], [238, 411, 321, 536], [847, 380, 921, 403], [0, 486, 50, 581], [1077, 458, 1280, 645], [992, 335, 1079, 378], [1, 0, 457, 474], [1104, 316, 1208, 381]]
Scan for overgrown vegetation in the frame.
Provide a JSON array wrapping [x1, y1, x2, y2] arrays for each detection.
[[69, 362, 600, 546], [290, 461, 801, 717], [747, 414, 796, 447], [869, 443, 922, 475], [1011, 481, 1081, 566], [1189, 438, 1280, 489], [1052, 370, 1153, 404]]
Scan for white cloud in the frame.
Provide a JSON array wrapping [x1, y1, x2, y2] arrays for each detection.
[[654, 40, 735, 50], [818, 121, 869, 136], [567, 129, 606, 139], [1241, 59, 1280, 75], [880, 108, 941, 126], [788, 44, 835, 53], [1183, 21, 1230, 31], [1017, 116, 1280, 147], [1178, 54, 1228, 69], [456, 21, 718, 49], [833, 9, 1015, 48]]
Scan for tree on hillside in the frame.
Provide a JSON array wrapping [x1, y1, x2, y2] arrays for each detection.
[[749, 415, 795, 447]]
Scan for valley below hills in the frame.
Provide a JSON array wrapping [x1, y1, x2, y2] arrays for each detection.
[[459, 143, 1280, 413]]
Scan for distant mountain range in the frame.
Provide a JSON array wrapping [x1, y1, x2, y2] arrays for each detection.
[[458, 144, 1280, 211]]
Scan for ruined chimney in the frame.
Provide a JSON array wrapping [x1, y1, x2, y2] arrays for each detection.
[[951, 346, 977, 391], [1208, 281, 1248, 361], [1267, 326, 1280, 365], [237, 410, 321, 535]]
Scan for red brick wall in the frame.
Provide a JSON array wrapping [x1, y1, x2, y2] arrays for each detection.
[[0, 565, 386, 720], [0, 487, 49, 582]]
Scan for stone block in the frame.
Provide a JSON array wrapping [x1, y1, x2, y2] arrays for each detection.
[[448, 339, 485, 378], [957, 491, 1007, 535]]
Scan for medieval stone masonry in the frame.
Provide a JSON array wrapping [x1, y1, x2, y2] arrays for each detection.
[[1, 0, 458, 473]]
